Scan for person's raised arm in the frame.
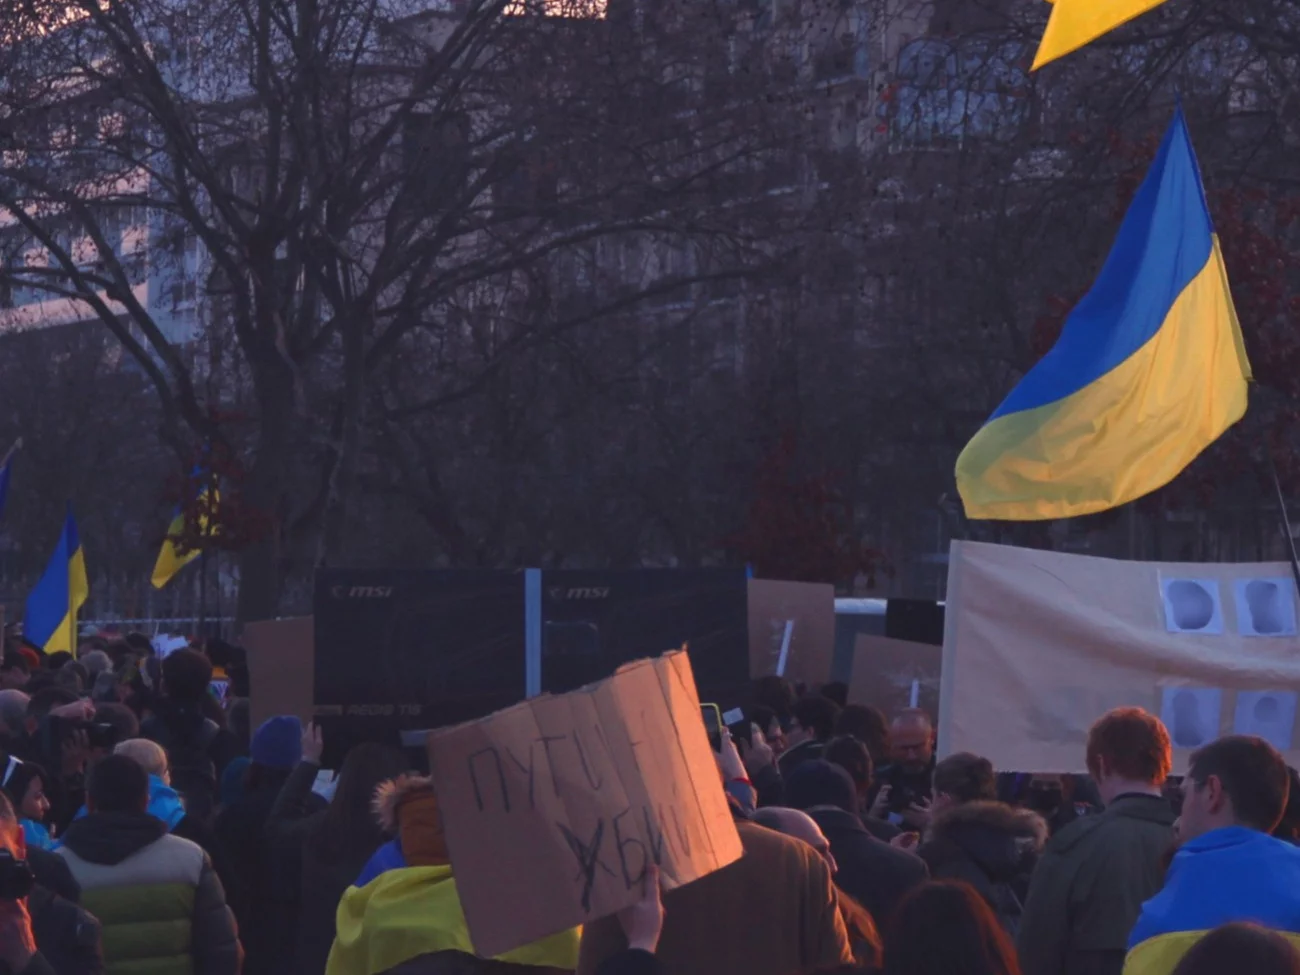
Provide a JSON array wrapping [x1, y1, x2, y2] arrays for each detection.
[[265, 722, 325, 844]]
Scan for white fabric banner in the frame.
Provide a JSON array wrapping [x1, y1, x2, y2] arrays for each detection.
[[939, 540, 1300, 773]]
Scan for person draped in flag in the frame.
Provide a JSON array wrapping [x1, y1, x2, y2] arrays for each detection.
[[1125, 737, 1300, 975]]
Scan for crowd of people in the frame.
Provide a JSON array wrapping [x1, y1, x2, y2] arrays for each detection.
[[0, 636, 1296, 975]]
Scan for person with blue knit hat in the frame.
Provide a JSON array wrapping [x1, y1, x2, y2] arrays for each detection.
[[250, 715, 303, 770], [216, 715, 325, 975]]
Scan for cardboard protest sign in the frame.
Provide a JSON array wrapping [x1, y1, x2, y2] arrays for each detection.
[[747, 579, 836, 686], [849, 634, 942, 721], [427, 649, 743, 957], [242, 616, 314, 732], [940, 541, 1300, 773]]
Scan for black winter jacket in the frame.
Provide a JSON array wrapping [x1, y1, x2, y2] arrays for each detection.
[[919, 800, 1048, 935]]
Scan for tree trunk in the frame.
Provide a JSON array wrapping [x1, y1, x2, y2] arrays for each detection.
[[236, 376, 295, 625]]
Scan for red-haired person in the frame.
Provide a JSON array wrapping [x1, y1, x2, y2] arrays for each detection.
[[1017, 707, 1176, 975]]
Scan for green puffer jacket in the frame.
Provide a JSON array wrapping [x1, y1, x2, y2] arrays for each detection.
[[56, 811, 240, 975]]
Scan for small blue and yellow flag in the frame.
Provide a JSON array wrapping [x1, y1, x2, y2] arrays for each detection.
[[1034, 0, 1171, 71], [956, 108, 1251, 521], [25, 505, 89, 655], [151, 471, 217, 589]]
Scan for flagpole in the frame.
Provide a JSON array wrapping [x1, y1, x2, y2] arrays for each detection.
[[1266, 452, 1300, 599], [0, 438, 23, 471], [68, 508, 77, 657]]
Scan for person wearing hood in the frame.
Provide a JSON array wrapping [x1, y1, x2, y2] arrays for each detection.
[[55, 754, 239, 975], [216, 715, 323, 975], [332, 773, 580, 975], [918, 752, 1047, 936]]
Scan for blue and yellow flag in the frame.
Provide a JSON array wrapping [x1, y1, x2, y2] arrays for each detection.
[[328, 865, 580, 975], [25, 505, 89, 655], [956, 109, 1251, 521], [1034, 0, 1171, 71], [1124, 827, 1300, 975], [151, 471, 217, 589]]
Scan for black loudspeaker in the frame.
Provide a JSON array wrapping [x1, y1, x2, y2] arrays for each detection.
[[312, 567, 750, 763], [884, 598, 945, 647], [314, 570, 526, 764], [541, 569, 749, 702]]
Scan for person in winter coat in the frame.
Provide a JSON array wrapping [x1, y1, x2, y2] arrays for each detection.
[[140, 650, 241, 821], [1017, 708, 1176, 975], [0, 791, 102, 975], [918, 753, 1048, 935], [217, 715, 322, 975], [55, 755, 239, 975], [577, 791, 853, 975], [92, 739, 233, 889], [783, 759, 927, 928], [265, 723, 407, 975], [331, 774, 580, 975]]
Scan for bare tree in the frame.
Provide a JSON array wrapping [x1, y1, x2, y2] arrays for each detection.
[[0, 0, 835, 617]]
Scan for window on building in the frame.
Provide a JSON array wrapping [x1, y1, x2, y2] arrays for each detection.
[[814, 8, 871, 82], [169, 232, 201, 309], [889, 38, 1027, 148]]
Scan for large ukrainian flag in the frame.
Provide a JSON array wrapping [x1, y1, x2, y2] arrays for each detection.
[[24, 505, 89, 655], [1034, 0, 1172, 71], [956, 109, 1251, 521]]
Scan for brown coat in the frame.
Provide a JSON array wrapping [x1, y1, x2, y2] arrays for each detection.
[[577, 819, 853, 975]]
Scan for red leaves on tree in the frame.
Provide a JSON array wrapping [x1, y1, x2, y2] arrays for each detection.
[[159, 412, 274, 557], [724, 431, 886, 587]]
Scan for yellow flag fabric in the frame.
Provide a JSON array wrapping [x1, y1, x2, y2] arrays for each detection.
[[151, 485, 217, 589], [327, 866, 581, 975], [1034, 0, 1171, 70]]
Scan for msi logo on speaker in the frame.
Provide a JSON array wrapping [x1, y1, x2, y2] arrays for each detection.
[[331, 585, 394, 599], [548, 587, 611, 601]]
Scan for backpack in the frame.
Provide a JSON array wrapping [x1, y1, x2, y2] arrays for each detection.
[[158, 718, 220, 822]]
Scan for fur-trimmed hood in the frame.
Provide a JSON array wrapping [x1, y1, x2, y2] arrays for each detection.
[[924, 800, 1048, 883], [373, 774, 432, 833], [371, 774, 448, 867]]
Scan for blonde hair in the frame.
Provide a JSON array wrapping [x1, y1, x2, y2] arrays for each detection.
[[114, 738, 169, 780]]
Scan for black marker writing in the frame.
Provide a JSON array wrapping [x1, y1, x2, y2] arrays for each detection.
[[613, 807, 647, 888], [574, 727, 604, 791], [665, 804, 691, 857], [558, 820, 614, 912], [504, 743, 536, 810], [641, 806, 667, 865], [467, 747, 509, 813], [537, 735, 567, 798]]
